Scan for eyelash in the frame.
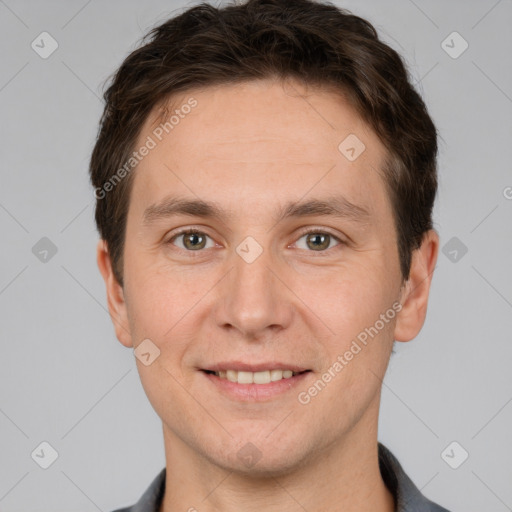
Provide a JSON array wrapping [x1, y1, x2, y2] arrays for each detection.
[[167, 227, 345, 254]]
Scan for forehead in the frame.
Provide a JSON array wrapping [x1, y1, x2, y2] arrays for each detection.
[[131, 79, 391, 222]]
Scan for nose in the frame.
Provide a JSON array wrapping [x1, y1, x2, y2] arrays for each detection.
[[214, 244, 294, 339]]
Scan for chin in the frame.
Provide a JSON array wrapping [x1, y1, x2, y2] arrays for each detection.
[[202, 433, 312, 478], [218, 451, 308, 479]]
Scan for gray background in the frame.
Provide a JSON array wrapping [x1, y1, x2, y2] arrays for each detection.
[[0, 0, 511, 510]]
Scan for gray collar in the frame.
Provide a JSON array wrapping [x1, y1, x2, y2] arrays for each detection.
[[113, 443, 450, 512]]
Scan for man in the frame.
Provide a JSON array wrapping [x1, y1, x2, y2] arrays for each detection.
[[90, 0, 450, 510]]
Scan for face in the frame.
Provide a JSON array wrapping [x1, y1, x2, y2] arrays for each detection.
[[98, 78, 437, 476]]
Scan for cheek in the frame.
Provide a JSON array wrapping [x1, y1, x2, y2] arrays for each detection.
[[302, 258, 398, 411], [124, 246, 188, 327], [123, 268, 200, 415], [306, 259, 397, 342], [123, 258, 218, 364], [311, 283, 396, 423]]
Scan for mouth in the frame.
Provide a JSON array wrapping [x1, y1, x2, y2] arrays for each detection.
[[200, 364, 312, 401], [202, 369, 309, 384]]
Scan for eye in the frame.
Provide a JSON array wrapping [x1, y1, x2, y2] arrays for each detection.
[[167, 228, 344, 253], [294, 229, 343, 252], [169, 229, 216, 251]]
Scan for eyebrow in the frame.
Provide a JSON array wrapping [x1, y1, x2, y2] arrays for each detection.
[[142, 195, 371, 227]]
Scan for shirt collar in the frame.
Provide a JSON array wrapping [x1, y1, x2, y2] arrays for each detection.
[[122, 442, 449, 512]]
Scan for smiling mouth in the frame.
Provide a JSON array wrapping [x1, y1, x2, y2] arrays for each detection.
[[202, 369, 310, 385]]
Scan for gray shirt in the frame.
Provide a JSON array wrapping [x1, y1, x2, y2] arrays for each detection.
[[112, 443, 451, 512]]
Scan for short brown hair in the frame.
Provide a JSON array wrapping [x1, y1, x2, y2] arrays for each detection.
[[89, 0, 438, 287]]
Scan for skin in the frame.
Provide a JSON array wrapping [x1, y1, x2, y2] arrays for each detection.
[[97, 78, 438, 512]]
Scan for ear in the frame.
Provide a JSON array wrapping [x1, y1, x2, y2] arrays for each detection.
[[394, 229, 439, 342], [96, 239, 133, 348]]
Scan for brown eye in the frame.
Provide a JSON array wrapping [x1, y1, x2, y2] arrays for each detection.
[[306, 233, 330, 251], [170, 230, 214, 251], [295, 231, 341, 252]]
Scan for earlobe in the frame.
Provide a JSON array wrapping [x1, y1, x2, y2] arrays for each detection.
[[393, 230, 439, 343], [96, 240, 133, 348]]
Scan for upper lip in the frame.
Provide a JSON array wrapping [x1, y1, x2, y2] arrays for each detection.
[[202, 362, 310, 372]]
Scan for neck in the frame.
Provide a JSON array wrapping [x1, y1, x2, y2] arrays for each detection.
[[159, 408, 395, 512]]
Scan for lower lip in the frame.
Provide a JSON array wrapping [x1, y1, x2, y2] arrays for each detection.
[[201, 371, 311, 401]]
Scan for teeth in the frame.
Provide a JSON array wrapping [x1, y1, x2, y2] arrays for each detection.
[[213, 369, 301, 384], [254, 370, 270, 384], [238, 371, 253, 384], [270, 369, 283, 381]]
